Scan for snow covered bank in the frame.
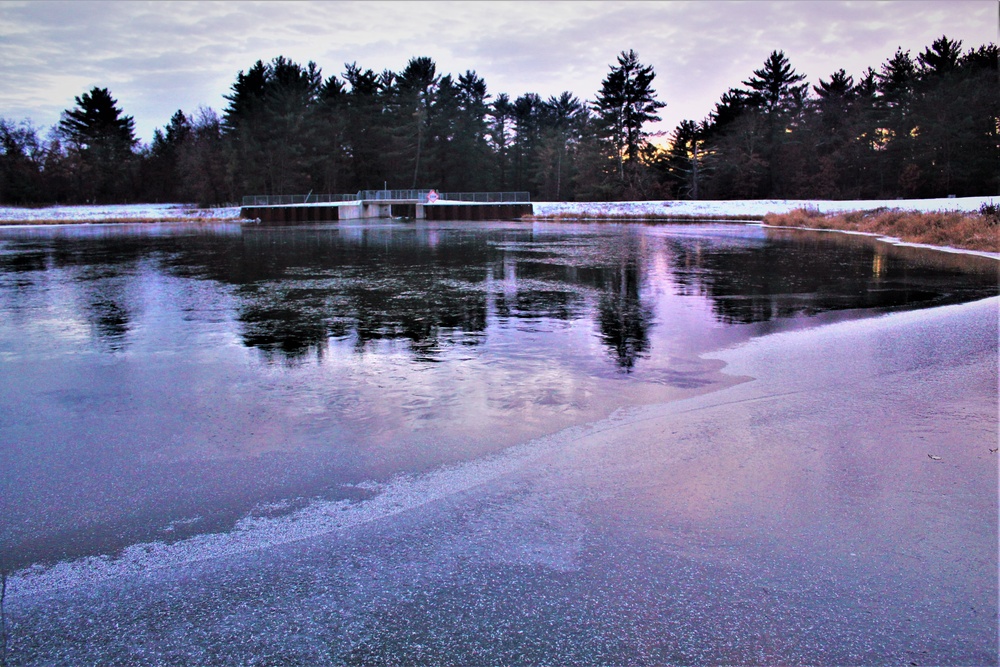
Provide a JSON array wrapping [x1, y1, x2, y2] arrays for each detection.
[[531, 195, 995, 219], [1, 196, 993, 224], [0, 203, 241, 223], [0, 196, 992, 226]]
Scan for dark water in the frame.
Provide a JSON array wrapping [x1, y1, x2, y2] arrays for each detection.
[[0, 220, 995, 571]]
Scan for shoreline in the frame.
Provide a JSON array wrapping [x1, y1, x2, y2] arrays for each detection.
[[757, 222, 1000, 260], [2, 196, 996, 255]]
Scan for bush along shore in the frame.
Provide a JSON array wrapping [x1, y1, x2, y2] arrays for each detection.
[[761, 204, 999, 253]]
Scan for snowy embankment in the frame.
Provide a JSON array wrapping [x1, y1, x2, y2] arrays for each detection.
[[0, 196, 993, 224], [531, 195, 994, 219], [0, 203, 241, 223]]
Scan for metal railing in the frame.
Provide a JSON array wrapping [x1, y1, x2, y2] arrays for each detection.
[[242, 193, 358, 206], [356, 189, 431, 201], [242, 191, 531, 206], [437, 191, 531, 203]]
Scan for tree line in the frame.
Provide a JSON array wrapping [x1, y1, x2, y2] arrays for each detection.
[[0, 36, 995, 207]]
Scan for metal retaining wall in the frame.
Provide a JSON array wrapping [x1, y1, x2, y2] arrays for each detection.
[[240, 205, 341, 224], [423, 203, 533, 221], [241, 202, 534, 223]]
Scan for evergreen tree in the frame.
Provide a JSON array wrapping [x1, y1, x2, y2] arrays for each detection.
[[426, 73, 461, 188], [876, 48, 917, 108], [593, 50, 666, 183], [141, 110, 190, 201], [814, 69, 854, 101], [742, 50, 808, 114], [735, 51, 808, 197], [533, 92, 588, 200], [428, 70, 493, 191], [58, 87, 137, 202], [315, 74, 350, 193], [261, 57, 323, 194], [908, 37, 998, 196], [395, 56, 439, 188], [223, 59, 271, 194], [222, 57, 323, 195], [873, 48, 919, 194], [917, 36, 963, 77], [699, 88, 752, 147], [660, 119, 705, 199], [511, 93, 544, 193], [487, 94, 515, 190], [453, 70, 494, 190], [342, 62, 390, 189]]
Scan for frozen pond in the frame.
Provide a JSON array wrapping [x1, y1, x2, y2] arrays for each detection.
[[0, 219, 996, 665], [0, 220, 995, 570]]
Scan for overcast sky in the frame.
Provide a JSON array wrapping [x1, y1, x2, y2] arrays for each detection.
[[1, 0, 995, 144]]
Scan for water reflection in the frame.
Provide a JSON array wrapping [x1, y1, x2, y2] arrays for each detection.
[[2, 222, 993, 365], [662, 228, 989, 325], [0, 220, 995, 569]]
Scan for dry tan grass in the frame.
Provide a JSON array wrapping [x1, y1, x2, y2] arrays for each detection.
[[763, 208, 999, 253]]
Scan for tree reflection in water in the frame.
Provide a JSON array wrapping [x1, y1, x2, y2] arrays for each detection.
[[0, 221, 994, 367]]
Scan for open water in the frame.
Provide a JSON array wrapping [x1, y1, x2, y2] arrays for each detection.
[[0, 219, 996, 573]]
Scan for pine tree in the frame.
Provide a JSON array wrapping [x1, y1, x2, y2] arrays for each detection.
[[738, 51, 808, 197], [534, 92, 588, 200], [315, 74, 350, 193], [59, 87, 137, 152], [742, 51, 807, 114], [917, 36, 963, 77], [876, 48, 917, 106], [448, 70, 493, 191], [511, 93, 543, 193], [488, 94, 514, 190], [58, 87, 137, 202], [222, 57, 323, 195], [340, 62, 391, 190], [814, 69, 854, 100], [593, 50, 666, 183], [141, 110, 190, 201], [661, 119, 705, 199], [396, 57, 439, 188]]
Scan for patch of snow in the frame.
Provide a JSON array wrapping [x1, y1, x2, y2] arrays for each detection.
[[531, 196, 995, 218], [0, 203, 241, 222]]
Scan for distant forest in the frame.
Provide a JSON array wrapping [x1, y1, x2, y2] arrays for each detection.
[[1, 36, 996, 206]]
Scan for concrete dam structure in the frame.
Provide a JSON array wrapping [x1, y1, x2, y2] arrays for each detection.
[[240, 190, 533, 224]]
